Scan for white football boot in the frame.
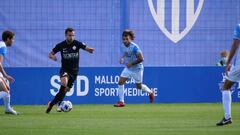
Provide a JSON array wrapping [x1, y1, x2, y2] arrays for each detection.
[[5, 107, 19, 115]]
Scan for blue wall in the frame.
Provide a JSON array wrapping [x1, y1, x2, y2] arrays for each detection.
[[1, 67, 239, 105], [0, 0, 239, 67]]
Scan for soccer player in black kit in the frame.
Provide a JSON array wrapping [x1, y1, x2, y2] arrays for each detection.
[[46, 28, 94, 113]]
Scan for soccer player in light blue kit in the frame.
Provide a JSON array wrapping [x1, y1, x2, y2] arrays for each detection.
[[216, 24, 240, 126], [0, 30, 19, 115], [114, 30, 154, 107]]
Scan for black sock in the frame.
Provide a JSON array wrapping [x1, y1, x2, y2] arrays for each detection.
[[50, 86, 67, 106]]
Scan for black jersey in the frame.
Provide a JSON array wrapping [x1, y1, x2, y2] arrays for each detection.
[[52, 40, 86, 71]]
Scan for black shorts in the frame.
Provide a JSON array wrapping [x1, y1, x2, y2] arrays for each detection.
[[60, 68, 78, 88]]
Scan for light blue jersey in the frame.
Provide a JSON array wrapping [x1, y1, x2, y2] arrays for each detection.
[[121, 42, 143, 71], [233, 24, 240, 66], [0, 41, 7, 57]]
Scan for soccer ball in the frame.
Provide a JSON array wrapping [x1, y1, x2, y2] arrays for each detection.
[[59, 101, 73, 112]]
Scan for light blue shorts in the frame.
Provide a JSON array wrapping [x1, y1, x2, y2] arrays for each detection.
[[120, 67, 143, 83], [227, 66, 240, 82]]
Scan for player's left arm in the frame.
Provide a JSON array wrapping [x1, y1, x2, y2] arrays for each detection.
[[0, 55, 14, 83], [127, 53, 144, 68], [79, 42, 94, 54], [85, 46, 94, 54]]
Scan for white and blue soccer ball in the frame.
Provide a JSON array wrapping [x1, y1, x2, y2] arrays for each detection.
[[59, 101, 73, 112]]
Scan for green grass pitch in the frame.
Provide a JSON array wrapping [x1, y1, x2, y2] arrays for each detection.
[[0, 103, 239, 135]]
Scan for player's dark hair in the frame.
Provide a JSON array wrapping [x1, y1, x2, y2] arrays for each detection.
[[122, 29, 135, 40], [65, 27, 75, 35], [2, 30, 15, 41]]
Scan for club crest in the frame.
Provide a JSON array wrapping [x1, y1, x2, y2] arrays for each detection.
[[147, 0, 204, 43]]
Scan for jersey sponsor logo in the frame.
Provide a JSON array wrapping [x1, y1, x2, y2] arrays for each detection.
[[147, 0, 204, 43], [62, 53, 79, 59]]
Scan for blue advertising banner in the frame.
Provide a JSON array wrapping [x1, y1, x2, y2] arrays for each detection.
[[1, 67, 239, 105], [0, 0, 240, 105]]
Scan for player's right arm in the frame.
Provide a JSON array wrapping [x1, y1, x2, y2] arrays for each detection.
[[226, 25, 240, 75], [49, 44, 61, 61], [226, 40, 240, 74], [120, 52, 127, 64], [49, 51, 57, 61]]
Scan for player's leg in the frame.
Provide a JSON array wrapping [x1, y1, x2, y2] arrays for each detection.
[[46, 71, 69, 113], [57, 73, 76, 112], [216, 67, 239, 126], [0, 91, 8, 99], [118, 77, 128, 102], [113, 77, 128, 107], [0, 78, 18, 115], [216, 79, 234, 126], [53, 76, 68, 104], [133, 70, 155, 103], [0, 78, 8, 99], [114, 68, 129, 107]]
